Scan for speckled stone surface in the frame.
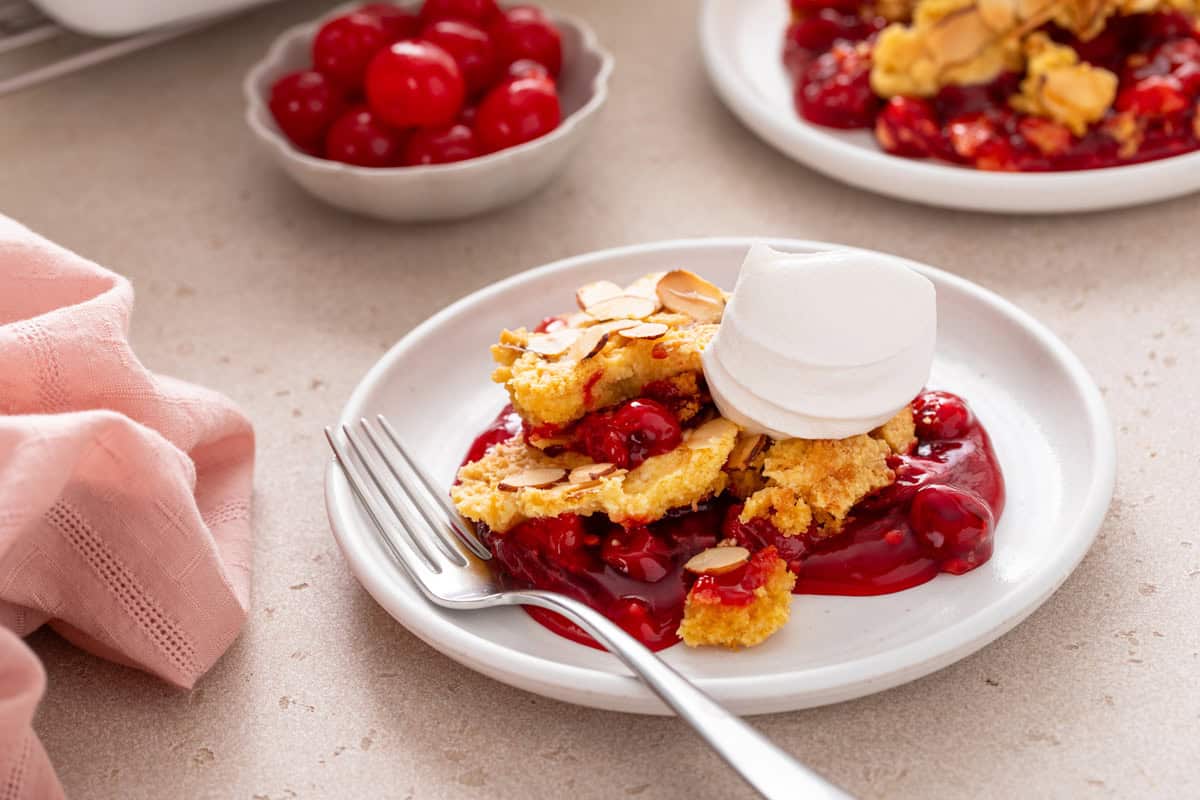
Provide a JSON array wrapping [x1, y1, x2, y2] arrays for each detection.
[[2, 1, 1198, 798]]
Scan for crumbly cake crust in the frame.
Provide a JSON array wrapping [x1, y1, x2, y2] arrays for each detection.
[[677, 556, 797, 649], [451, 418, 738, 533], [740, 407, 917, 536], [869, 0, 1192, 128], [491, 320, 716, 429]]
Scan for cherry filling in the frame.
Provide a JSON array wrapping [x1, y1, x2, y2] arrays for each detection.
[[784, 7, 1200, 170], [479, 506, 723, 650], [574, 398, 682, 468], [462, 405, 523, 465], [462, 389, 1005, 649], [690, 547, 781, 607], [526, 397, 684, 470]]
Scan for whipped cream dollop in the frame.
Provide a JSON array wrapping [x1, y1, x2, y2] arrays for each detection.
[[702, 244, 936, 440]]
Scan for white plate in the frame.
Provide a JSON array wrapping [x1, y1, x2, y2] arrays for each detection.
[[699, 0, 1200, 214], [324, 238, 1115, 715]]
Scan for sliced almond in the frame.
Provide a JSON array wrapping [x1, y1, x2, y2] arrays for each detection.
[[977, 0, 1016, 32], [685, 417, 738, 449], [656, 270, 725, 323], [585, 295, 658, 322], [589, 318, 640, 336], [526, 328, 582, 357], [726, 433, 767, 470], [624, 272, 666, 309], [926, 8, 994, 69], [563, 479, 602, 495], [684, 546, 750, 576], [498, 467, 567, 491], [563, 311, 593, 328], [566, 326, 610, 361], [618, 322, 669, 340], [569, 463, 618, 483], [576, 280, 624, 311], [495, 343, 527, 355]]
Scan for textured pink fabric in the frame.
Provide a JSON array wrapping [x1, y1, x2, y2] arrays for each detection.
[[0, 215, 255, 798]]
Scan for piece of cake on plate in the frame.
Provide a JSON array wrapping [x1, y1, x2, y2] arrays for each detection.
[[451, 246, 1005, 652]]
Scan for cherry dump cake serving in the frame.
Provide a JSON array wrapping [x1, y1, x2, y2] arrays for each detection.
[[784, 0, 1200, 170], [451, 246, 1006, 651]]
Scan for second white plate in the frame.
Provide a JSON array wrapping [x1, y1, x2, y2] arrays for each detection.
[[699, 0, 1200, 213], [325, 238, 1115, 715]]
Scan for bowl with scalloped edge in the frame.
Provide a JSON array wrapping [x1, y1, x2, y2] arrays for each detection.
[[244, 2, 613, 222]]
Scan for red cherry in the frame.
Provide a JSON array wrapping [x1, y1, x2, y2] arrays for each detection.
[[489, 6, 562, 76], [787, 9, 876, 52], [1067, 24, 1124, 70], [268, 70, 348, 151], [782, 23, 814, 80], [1017, 116, 1073, 157], [908, 485, 994, 574], [577, 415, 629, 466], [458, 103, 479, 125], [474, 76, 560, 151], [786, 13, 842, 52], [1115, 75, 1189, 116], [419, 0, 500, 26], [324, 105, 406, 167], [946, 111, 1010, 162], [972, 136, 1021, 171], [573, 398, 683, 469], [600, 526, 673, 582], [874, 96, 942, 158], [421, 19, 500, 95], [1134, 38, 1200, 96], [507, 58, 552, 81], [1140, 10, 1199, 44], [796, 43, 878, 128], [933, 72, 1020, 120], [365, 40, 465, 128], [313, 12, 390, 88], [402, 122, 479, 164], [532, 315, 564, 333], [356, 3, 419, 41], [512, 514, 593, 574], [913, 391, 973, 440], [612, 399, 682, 464]]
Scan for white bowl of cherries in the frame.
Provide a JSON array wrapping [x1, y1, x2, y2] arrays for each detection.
[[244, 1, 613, 221]]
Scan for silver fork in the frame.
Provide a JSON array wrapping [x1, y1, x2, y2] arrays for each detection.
[[326, 415, 852, 800]]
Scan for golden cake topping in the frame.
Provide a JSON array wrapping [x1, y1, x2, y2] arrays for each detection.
[[1010, 33, 1117, 134], [684, 546, 750, 576]]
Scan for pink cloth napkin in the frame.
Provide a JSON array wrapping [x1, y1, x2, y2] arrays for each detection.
[[0, 216, 256, 798]]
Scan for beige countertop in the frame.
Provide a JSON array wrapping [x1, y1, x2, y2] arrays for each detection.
[[3, 1, 1199, 797]]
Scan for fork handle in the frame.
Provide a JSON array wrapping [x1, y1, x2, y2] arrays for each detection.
[[509, 590, 853, 800]]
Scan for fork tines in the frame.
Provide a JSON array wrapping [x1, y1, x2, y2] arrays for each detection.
[[325, 415, 491, 576]]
